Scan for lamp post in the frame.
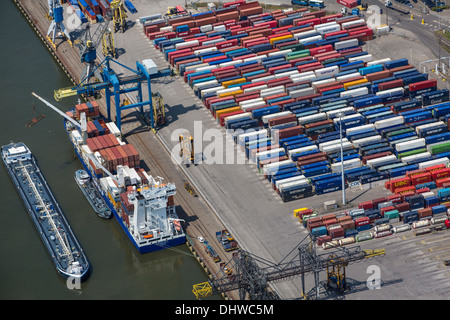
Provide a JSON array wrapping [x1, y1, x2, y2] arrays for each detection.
[[339, 113, 346, 206]]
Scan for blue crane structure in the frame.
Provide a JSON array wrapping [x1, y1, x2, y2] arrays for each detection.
[[47, 0, 72, 48], [54, 56, 172, 131]]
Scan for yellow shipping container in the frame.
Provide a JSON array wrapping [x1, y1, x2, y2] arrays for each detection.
[[343, 78, 368, 90], [218, 89, 243, 98], [293, 207, 308, 218], [269, 34, 293, 46], [222, 77, 247, 88], [215, 106, 242, 120]]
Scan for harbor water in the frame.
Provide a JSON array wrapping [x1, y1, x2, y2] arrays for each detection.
[[0, 0, 212, 299]]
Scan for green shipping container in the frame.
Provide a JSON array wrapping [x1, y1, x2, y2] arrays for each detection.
[[429, 142, 450, 155], [286, 49, 311, 61], [384, 210, 399, 219], [398, 148, 427, 159], [279, 43, 305, 52]]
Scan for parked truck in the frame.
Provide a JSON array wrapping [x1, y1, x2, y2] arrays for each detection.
[[216, 229, 239, 252], [203, 240, 220, 262]]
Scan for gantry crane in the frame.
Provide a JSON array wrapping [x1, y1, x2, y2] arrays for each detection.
[[54, 56, 173, 131], [46, 0, 72, 48], [192, 234, 386, 300], [110, 0, 128, 33]]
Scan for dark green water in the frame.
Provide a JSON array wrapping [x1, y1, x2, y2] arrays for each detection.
[[0, 1, 211, 300]]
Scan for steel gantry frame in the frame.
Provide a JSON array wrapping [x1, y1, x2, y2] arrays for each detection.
[[54, 56, 172, 131], [192, 234, 385, 300]]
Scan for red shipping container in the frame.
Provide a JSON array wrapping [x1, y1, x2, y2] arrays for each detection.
[[436, 177, 450, 187], [355, 217, 370, 227], [395, 202, 410, 213], [340, 220, 355, 230], [380, 206, 395, 216], [385, 176, 411, 192], [329, 227, 345, 239], [410, 172, 432, 186], [372, 197, 388, 207], [324, 219, 339, 227], [409, 79, 437, 92], [320, 13, 343, 23], [418, 208, 432, 219], [415, 187, 431, 194], [378, 79, 404, 91], [406, 168, 428, 177], [387, 194, 402, 204], [316, 235, 332, 246], [359, 201, 373, 210], [309, 45, 333, 56], [337, 0, 358, 8], [425, 164, 446, 172]]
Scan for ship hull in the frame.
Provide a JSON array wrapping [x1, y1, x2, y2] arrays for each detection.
[[64, 120, 186, 253]]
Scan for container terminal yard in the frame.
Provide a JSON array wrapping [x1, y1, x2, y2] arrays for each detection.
[[9, 0, 450, 301]]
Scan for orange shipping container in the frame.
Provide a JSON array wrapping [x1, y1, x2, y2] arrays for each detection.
[[410, 172, 432, 186]]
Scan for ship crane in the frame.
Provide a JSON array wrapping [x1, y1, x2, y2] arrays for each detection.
[[192, 234, 386, 300], [46, 0, 72, 48], [31, 92, 121, 186]]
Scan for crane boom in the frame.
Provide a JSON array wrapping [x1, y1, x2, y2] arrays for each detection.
[[31, 92, 86, 131]]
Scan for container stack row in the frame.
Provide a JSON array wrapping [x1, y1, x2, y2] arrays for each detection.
[[148, 0, 450, 202], [296, 172, 450, 249]]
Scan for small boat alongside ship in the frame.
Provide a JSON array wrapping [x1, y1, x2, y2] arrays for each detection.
[[1, 142, 90, 281], [75, 169, 112, 219]]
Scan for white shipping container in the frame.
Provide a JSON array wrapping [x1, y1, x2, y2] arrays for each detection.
[[293, 29, 320, 39], [319, 138, 349, 150], [216, 87, 242, 96], [175, 40, 199, 49], [348, 54, 373, 63], [289, 145, 319, 158], [268, 49, 292, 57], [200, 85, 224, 98], [243, 55, 267, 63], [322, 141, 353, 154], [331, 158, 362, 172], [194, 47, 217, 55], [298, 112, 327, 125], [275, 175, 307, 190], [291, 74, 317, 83], [334, 38, 358, 50], [200, 24, 213, 32], [352, 135, 382, 148], [194, 65, 217, 73], [256, 148, 285, 161], [314, 21, 339, 30], [237, 129, 268, 146], [299, 35, 323, 44], [224, 112, 252, 125], [260, 87, 285, 99], [326, 107, 355, 119], [418, 157, 449, 169], [262, 159, 294, 175], [243, 84, 268, 93], [312, 78, 336, 88], [278, 179, 311, 192], [193, 79, 219, 92], [185, 63, 209, 73], [345, 123, 374, 135], [376, 87, 405, 97], [290, 87, 315, 99], [415, 121, 444, 134], [240, 101, 267, 111], [239, 97, 264, 106], [395, 138, 425, 152], [213, 24, 226, 32], [275, 70, 300, 79], [202, 38, 225, 46], [374, 116, 404, 130], [314, 65, 339, 78], [262, 111, 293, 124], [341, 19, 365, 29], [366, 58, 391, 67], [219, 59, 243, 68], [336, 72, 361, 81], [366, 155, 397, 168], [401, 152, 431, 164], [251, 75, 277, 83], [340, 87, 369, 98], [316, 24, 341, 35]]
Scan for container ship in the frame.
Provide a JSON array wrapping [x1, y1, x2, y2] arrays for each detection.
[[1, 142, 90, 281], [62, 99, 186, 253]]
